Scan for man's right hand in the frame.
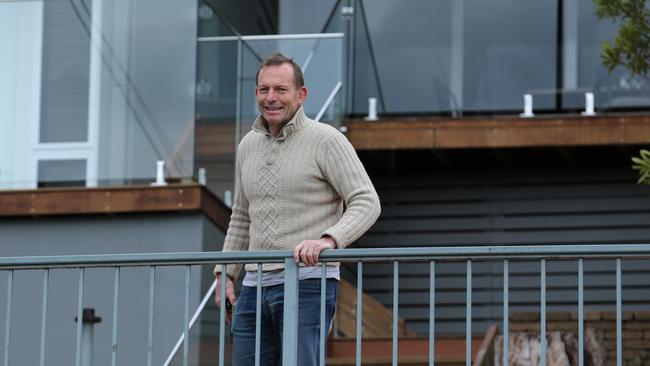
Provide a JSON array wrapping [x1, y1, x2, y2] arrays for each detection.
[[214, 273, 237, 324]]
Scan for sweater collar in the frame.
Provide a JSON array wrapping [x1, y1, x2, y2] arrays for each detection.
[[252, 105, 309, 140]]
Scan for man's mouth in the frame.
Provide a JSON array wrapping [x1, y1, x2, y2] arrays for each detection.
[[264, 106, 283, 112]]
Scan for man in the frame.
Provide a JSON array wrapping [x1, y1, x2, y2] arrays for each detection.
[[214, 52, 380, 365]]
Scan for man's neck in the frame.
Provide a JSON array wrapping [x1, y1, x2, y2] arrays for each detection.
[[267, 120, 289, 137]]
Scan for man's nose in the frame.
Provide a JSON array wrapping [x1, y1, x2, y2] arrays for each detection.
[[266, 89, 278, 101]]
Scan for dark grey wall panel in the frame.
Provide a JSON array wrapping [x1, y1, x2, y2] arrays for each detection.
[[351, 168, 650, 335], [0, 213, 221, 365]]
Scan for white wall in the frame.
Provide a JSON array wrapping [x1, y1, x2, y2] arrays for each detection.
[[0, 3, 19, 188], [0, 1, 42, 189]]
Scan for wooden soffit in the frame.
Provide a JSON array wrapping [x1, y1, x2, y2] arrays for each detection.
[[0, 184, 231, 232], [346, 114, 650, 150]]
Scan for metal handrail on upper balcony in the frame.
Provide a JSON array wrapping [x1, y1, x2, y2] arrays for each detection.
[[2, 244, 650, 366]]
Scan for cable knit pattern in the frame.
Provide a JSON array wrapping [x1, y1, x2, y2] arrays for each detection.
[[215, 106, 381, 280]]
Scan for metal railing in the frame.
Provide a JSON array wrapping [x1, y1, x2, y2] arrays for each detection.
[[2, 244, 650, 366]]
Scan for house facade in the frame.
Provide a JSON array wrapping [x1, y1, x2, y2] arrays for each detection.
[[1, 0, 650, 364]]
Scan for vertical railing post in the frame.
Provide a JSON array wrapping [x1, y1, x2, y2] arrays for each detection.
[[4, 271, 13, 366], [219, 267, 227, 366], [40, 270, 49, 366], [147, 267, 155, 366], [503, 259, 509, 366], [235, 38, 243, 146], [393, 261, 399, 366], [356, 262, 363, 366], [616, 258, 622, 366], [183, 266, 191, 366], [112, 267, 120, 366], [320, 263, 327, 366], [75, 269, 85, 366], [282, 258, 299, 366], [429, 261, 435, 366], [256, 265, 262, 366], [540, 259, 547, 366], [466, 260, 471, 366], [578, 258, 584, 366]]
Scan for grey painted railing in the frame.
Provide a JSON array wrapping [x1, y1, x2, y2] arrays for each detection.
[[2, 244, 650, 366]]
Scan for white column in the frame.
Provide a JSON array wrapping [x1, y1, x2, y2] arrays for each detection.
[[86, 0, 104, 187], [13, 1, 44, 189]]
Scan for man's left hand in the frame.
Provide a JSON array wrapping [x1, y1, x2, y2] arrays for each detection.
[[293, 237, 336, 266]]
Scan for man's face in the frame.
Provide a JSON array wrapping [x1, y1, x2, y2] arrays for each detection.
[[256, 63, 307, 128]]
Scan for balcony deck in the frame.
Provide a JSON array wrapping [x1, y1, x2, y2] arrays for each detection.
[[0, 183, 230, 231], [346, 113, 650, 150]]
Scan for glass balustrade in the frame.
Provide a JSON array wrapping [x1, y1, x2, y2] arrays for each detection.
[[0, 0, 197, 190]]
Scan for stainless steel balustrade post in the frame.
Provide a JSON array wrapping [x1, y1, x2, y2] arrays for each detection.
[[112, 267, 120, 366], [540, 259, 547, 366], [4, 271, 13, 366], [393, 261, 399, 366], [183, 266, 190, 366], [319, 262, 327, 366], [356, 261, 363, 366], [282, 258, 299, 366], [40, 269, 49, 366], [466, 260, 471, 366], [503, 259, 509, 366], [147, 266, 155, 366], [429, 261, 435, 366], [219, 267, 226, 366], [75, 268, 85, 366], [616, 258, 622, 366], [578, 258, 584, 366], [256, 265, 262, 366], [235, 38, 242, 147]]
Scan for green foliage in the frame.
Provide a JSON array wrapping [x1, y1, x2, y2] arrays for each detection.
[[594, 0, 650, 76], [631, 149, 650, 184]]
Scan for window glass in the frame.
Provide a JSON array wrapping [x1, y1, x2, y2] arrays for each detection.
[[38, 159, 86, 187]]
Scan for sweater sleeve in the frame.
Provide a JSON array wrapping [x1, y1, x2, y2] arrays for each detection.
[[214, 144, 250, 280], [319, 132, 381, 248]]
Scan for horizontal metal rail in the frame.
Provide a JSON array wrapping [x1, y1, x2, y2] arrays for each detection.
[[1, 244, 645, 366], [2, 244, 650, 269], [197, 33, 344, 43]]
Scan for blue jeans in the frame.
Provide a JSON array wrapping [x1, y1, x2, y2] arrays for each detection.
[[231, 279, 339, 366]]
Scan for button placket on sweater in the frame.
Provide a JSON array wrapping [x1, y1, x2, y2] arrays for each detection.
[[266, 138, 281, 166]]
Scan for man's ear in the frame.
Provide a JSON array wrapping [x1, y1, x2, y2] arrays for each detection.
[[298, 86, 308, 103]]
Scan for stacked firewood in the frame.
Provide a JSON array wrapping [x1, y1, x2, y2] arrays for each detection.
[[494, 329, 605, 366]]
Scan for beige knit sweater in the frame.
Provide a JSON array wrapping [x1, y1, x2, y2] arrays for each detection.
[[216, 106, 381, 279]]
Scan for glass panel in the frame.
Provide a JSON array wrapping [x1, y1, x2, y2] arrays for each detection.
[[195, 40, 239, 202], [576, 0, 650, 111], [464, 0, 557, 112], [360, 0, 454, 114], [39, 0, 90, 143], [280, 0, 650, 115], [0, 0, 197, 189], [194, 34, 344, 200], [96, 0, 197, 183], [277, 0, 338, 34], [37, 159, 86, 187]]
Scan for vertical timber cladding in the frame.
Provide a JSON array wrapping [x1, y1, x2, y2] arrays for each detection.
[[352, 166, 650, 335]]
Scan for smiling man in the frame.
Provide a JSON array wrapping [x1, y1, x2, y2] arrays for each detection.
[[214, 53, 380, 365]]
